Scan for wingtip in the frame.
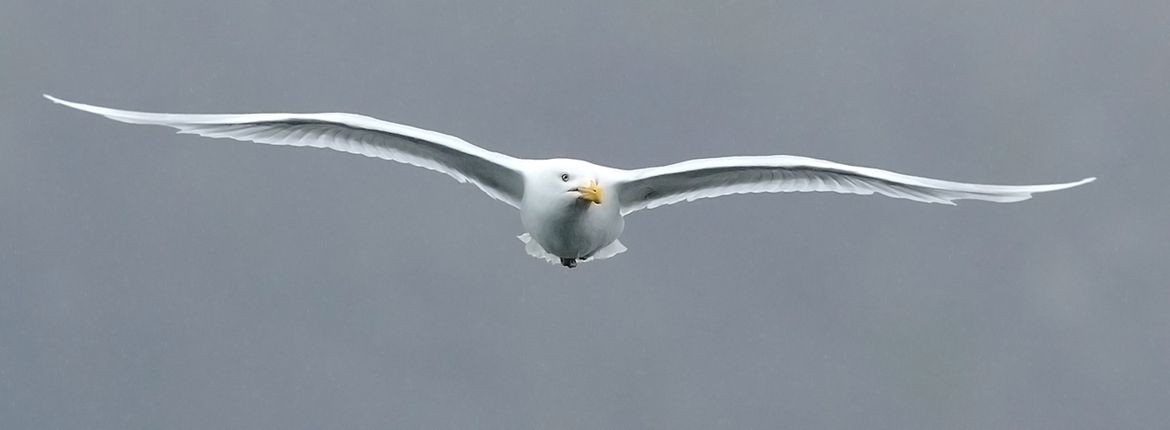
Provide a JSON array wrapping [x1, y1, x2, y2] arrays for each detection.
[[1027, 176, 1094, 197], [42, 95, 109, 117], [1059, 176, 1096, 190], [43, 94, 81, 109]]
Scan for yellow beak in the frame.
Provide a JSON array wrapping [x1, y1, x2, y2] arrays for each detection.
[[575, 180, 604, 205]]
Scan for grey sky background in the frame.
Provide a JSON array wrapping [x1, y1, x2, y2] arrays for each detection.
[[2, 0, 1167, 428]]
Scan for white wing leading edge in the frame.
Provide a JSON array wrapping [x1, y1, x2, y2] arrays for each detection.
[[617, 155, 1094, 215], [45, 95, 526, 207]]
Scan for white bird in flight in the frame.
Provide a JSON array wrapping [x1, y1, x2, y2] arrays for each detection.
[[45, 95, 1094, 268]]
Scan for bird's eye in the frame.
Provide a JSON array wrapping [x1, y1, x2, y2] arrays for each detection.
[[560, 173, 570, 182]]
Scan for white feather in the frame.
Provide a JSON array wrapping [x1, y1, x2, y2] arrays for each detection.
[[46, 95, 1095, 265]]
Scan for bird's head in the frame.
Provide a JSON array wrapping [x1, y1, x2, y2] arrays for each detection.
[[529, 160, 607, 206]]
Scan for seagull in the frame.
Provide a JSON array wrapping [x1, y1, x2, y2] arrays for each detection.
[[45, 95, 1094, 268]]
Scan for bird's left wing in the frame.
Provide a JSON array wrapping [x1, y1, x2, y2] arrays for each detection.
[[616, 155, 1094, 215], [45, 95, 526, 207]]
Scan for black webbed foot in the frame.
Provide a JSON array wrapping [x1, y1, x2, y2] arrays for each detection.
[[560, 258, 578, 268]]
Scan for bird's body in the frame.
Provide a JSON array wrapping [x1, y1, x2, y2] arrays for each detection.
[[45, 95, 1095, 268], [520, 160, 625, 263]]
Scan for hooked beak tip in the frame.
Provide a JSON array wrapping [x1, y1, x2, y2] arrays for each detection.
[[574, 181, 603, 205]]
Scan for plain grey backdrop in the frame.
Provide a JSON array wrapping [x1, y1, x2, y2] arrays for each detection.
[[2, 0, 1166, 428]]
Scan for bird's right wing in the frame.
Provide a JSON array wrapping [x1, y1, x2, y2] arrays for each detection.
[[617, 155, 1094, 215], [45, 95, 527, 207]]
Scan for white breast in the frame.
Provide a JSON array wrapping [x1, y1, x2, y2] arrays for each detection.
[[521, 200, 623, 259]]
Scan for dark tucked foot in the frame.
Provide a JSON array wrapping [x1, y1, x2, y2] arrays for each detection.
[[560, 258, 578, 268]]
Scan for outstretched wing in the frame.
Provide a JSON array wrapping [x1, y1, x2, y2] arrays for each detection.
[[617, 155, 1094, 215], [45, 95, 526, 207]]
